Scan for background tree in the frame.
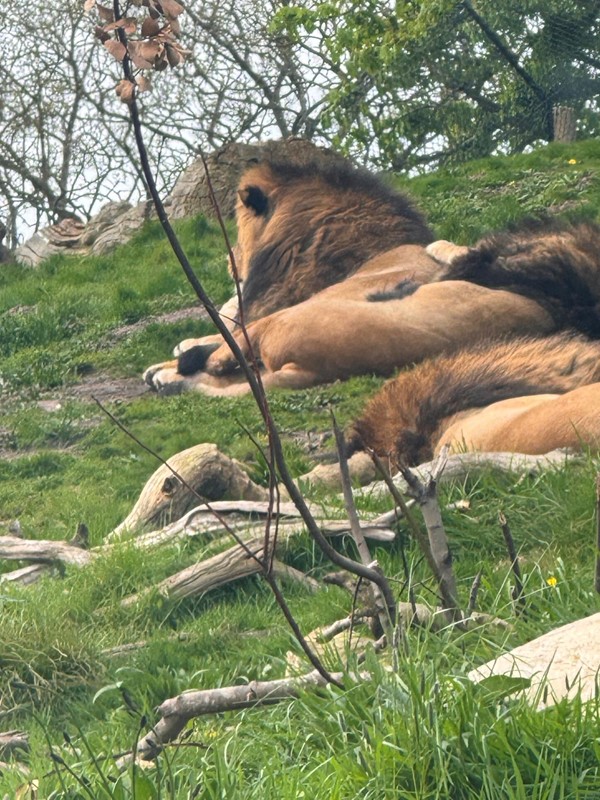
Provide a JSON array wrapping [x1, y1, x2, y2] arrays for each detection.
[[1, 0, 598, 246], [276, 0, 600, 169], [0, 0, 333, 246]]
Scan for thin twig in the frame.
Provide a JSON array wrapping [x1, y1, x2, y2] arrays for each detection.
[[499, 511, 526, 616], [368, 449, 460, 617], [595, 475, 600, 595], [332, 414, 396, 636], [467, 570, 483, 616]]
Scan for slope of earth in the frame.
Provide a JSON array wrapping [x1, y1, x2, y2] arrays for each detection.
[[0, 140, 599, 798]]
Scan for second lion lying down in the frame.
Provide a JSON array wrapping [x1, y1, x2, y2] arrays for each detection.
[[348, 333, 600, 466], [144, 157, 600, 397]]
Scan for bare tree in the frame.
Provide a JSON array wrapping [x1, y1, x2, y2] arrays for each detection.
[[0, 0, 337, 245]]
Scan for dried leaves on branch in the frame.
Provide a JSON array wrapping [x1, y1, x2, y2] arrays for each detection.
[[87, 0, 187, 102]]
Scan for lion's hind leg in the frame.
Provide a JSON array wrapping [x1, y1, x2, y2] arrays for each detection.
[[425, 240, 470, 265]]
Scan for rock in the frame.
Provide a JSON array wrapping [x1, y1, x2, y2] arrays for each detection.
[[469, 611, 600, 708], [15, 138, 349, 266], [165, 138, 348, 221], [15, 217, 85, 267], [81, 200, 133, 246], [90, 202, 152, 255]]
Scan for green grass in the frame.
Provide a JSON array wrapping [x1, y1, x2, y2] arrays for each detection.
[[1, 141, 600, 798]]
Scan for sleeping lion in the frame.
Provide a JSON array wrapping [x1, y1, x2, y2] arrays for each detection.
[[348, 333, 600, 466], [144, 158, 600, 397]]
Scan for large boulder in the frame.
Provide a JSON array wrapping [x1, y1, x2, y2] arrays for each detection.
[[469, 611, 600, 708], [14, 217, 86, 267], [164, 138, 348, 221], [15, 138, 347, 266]]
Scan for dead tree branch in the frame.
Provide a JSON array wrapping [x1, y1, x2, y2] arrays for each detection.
[[499, 511, 526, 615]]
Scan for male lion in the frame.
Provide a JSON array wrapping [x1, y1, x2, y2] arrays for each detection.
[[144, 158, 600, 396], [348, 333, 600, 468]]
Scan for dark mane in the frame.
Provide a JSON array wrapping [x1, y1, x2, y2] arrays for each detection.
[[237, 157, 434, 319], [443, 218, 600, 337], [349, 333, 600, 467], [261, 157, 432, 230]]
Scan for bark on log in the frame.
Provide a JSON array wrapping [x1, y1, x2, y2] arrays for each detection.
[[0, 730, 29, 758], [109, 443, 268, 539], [0, 536, 93, 566], [358, 449, 579, 498], [120, 513, 394, 607], [295, 451, 377, 492], [0, 564, 53, 586], [131, 669, 361, 761], [121, 536, 267, 606]]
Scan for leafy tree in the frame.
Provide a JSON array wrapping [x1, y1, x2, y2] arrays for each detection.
[[3, 0, 599, 244], [275, 0, 600, 169]]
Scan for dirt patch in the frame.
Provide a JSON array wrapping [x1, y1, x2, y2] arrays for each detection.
[[64, 373, 151, 404], [105, 305, 205, 343]]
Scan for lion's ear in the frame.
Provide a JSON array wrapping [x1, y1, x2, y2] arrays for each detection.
[[238, 185, 269, 216]]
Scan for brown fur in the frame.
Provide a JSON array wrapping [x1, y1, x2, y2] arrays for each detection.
[[444, 218, 600, 337], [143, 160, 600, 398], [234, 159, 435, 320], [349, 333, 600, 467]]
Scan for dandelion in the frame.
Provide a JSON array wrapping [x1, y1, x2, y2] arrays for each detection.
[[546, 575, 558, 587], [568, 159, 577, 165]]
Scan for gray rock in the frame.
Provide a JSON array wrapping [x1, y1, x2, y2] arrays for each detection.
[[469, 611, 600, 708]]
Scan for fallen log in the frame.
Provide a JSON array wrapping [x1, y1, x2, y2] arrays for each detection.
[[0, 536, 93, 567], [125, 669, 366, 763], [0, 564, 53, 586], [109, 443, 268, 539], [0, 730, 29, 758], [121, 535, 267, 607], [357, 449, 579, 498]]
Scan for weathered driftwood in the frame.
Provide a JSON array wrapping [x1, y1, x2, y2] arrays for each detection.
[[358, 449, 579, 498], [295, 451, 377, 493], [0, 498, 393, 592], [0, 563, 53, 585], [121, 536, 267, 607], [120, 512, 396, 607], [333, 418, 395, 638], [271, 559, 320, 592], [0, 730, 29, 758], [396, 448, 460, 617], [129, 669, 361, 762], [109, 443, 268, 540], [0, 536, 93, 567]]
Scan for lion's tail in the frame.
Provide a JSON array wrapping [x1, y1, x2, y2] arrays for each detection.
[[348, 333, 600, 467], [444, 218, 600, 338]]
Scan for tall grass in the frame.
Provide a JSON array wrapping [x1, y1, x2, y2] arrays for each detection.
[[1, 141, 600, 797]]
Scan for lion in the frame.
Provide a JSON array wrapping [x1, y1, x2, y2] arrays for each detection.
[[348, 333, 600, 468], [143, 158, 600, 396]]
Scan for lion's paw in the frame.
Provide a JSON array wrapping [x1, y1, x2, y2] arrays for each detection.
[[148, 367, 189, 396], [143, 362, 168, 388], [425, 240, 470, 265], [173, 338, 204, 357]]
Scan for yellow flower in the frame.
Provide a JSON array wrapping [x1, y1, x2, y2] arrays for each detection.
[[546, 576, 558, 587], [568, 159, 577, 165]]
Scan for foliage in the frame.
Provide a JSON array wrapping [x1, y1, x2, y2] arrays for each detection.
[[5, 1, 598, 246], [274, 0, 600, 169]]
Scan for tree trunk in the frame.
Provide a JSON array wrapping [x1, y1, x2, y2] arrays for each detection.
[[553, 106, 577, 143]]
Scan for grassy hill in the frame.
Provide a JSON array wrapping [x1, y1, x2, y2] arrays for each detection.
[[1, 140, 600, 798]]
